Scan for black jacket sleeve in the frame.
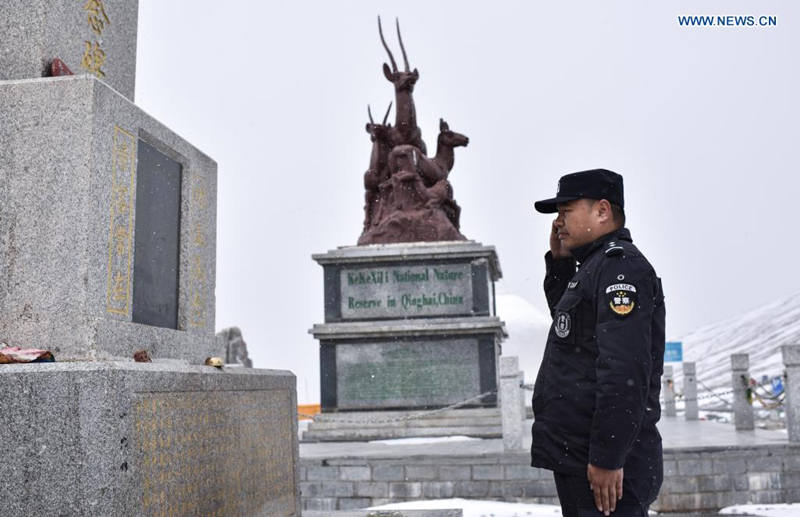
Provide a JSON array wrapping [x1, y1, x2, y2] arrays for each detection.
[[588, 255, 657, 470], [543, 251, 577, 317]]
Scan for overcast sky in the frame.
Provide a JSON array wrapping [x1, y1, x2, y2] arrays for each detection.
[[135, 1, 800, 403]]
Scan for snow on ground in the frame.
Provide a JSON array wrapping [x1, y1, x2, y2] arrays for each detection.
[[368, 498, 562, 517], [369, 499, 800, 516], [369, 436, 481, 445], [720, 503, 800, 517]]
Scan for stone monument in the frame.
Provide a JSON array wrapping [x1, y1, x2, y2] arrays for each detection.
[[0, 3, 299, 515], [310, 19, 506, 424]]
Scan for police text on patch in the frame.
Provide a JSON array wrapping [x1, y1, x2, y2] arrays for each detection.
[[605, 283, 637, 294]]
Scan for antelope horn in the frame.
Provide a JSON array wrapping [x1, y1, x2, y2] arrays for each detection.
[[377, 16, 398, 72], [396, 18, 410, 72], [382, 102, 393, 125], [367, 104, 374, 124]]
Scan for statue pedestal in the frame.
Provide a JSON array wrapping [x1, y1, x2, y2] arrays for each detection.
[[310, 241, 506, 412]]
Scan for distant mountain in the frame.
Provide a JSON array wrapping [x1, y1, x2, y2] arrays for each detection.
[[671, 291, 800, 391], [495, 294, 551, 384]]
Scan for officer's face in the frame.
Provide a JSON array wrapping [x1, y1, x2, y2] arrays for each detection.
[[554, 199, 600, 249]]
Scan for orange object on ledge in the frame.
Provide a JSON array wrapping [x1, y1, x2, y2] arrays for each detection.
[[298, 404, 321, 420]]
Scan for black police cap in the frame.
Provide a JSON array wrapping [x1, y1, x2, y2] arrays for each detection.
[[534, 168, 624, 214]]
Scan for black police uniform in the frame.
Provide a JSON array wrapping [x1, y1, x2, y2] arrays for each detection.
[[530, 227, 665, 514]]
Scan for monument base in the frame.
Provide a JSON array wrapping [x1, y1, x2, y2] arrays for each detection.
[[0, 361, 299, 516], [311, 241, 506, 413], [302, 406, 502, 442], [312, 317, 505, 412]]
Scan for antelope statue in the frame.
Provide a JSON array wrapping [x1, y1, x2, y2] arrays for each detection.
[[357, 18, 468, 245], [385, 119, 469, 230], [414, 118, 470, 186], [363, 103, 394, 231], [426, 119, 469, 228], [378, 16, 427, 155]]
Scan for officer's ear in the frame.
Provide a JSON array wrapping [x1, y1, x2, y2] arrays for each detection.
[[595, 199, 613, 224]]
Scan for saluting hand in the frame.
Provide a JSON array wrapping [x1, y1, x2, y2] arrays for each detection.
[[550, 220, 572, 259], [587, 463, 623, 515]]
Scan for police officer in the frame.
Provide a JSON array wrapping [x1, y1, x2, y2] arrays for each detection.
[[530, 169, 665, 516]]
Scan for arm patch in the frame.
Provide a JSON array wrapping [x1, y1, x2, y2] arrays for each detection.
[[605, 282, 637, 315]]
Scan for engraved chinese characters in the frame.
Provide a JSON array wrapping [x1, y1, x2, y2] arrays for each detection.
[[104, 125, 214, 334], [82, 0, 110, 77], [106, 126, 136, 314], [134, 391, 296, 516], [0, 1, 139, 99]]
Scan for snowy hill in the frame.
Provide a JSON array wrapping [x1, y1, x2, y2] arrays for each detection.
[[672, 290, 800, 391], [495, 294, 551, 383]]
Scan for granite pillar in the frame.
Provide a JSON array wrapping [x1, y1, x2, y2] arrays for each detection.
[[0, 0, 139, 100], [731, 353, 754, 431], [782, 345, 800, 443], [683, 361, 698, 421], [500, 356, 524, 450], [663, 365, 676, 417], [1, 12, 300, 512]]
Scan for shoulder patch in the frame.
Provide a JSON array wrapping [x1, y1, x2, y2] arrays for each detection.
[[605, 283, 637, 315], [605, 245, 624, 257]]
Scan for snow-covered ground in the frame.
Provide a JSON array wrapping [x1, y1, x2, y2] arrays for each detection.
[[720, 503, 799, 517], [369, 436, 481, 445], [369, 499, 800, 516], [368, 498, 563, 517]]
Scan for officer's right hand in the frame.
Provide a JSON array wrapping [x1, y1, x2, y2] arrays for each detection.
[[550, 220, 572, 258]]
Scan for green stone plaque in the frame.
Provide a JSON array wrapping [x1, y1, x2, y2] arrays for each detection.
[[336, 339, 481, 409], [340, 263, 473, 319]]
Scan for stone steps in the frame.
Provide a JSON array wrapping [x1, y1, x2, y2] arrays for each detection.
[[303, 425, 503, 442], [308, 416, 501, 430], [302, 407, 502, 442], [313, 407, 500, 421]]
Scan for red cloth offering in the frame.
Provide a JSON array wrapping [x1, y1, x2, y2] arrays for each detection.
[[0, 347, 55, 364]]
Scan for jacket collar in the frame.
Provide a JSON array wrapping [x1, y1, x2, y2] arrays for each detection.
[[570, 227, 632, 264]]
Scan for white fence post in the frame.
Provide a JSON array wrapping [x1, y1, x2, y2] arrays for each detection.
[[683, 362, 698, 421], [663, 365, 676, 417], [731, 353, 754, 431], [781, 345, 800, 443], [500, 356, 524, 450]]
